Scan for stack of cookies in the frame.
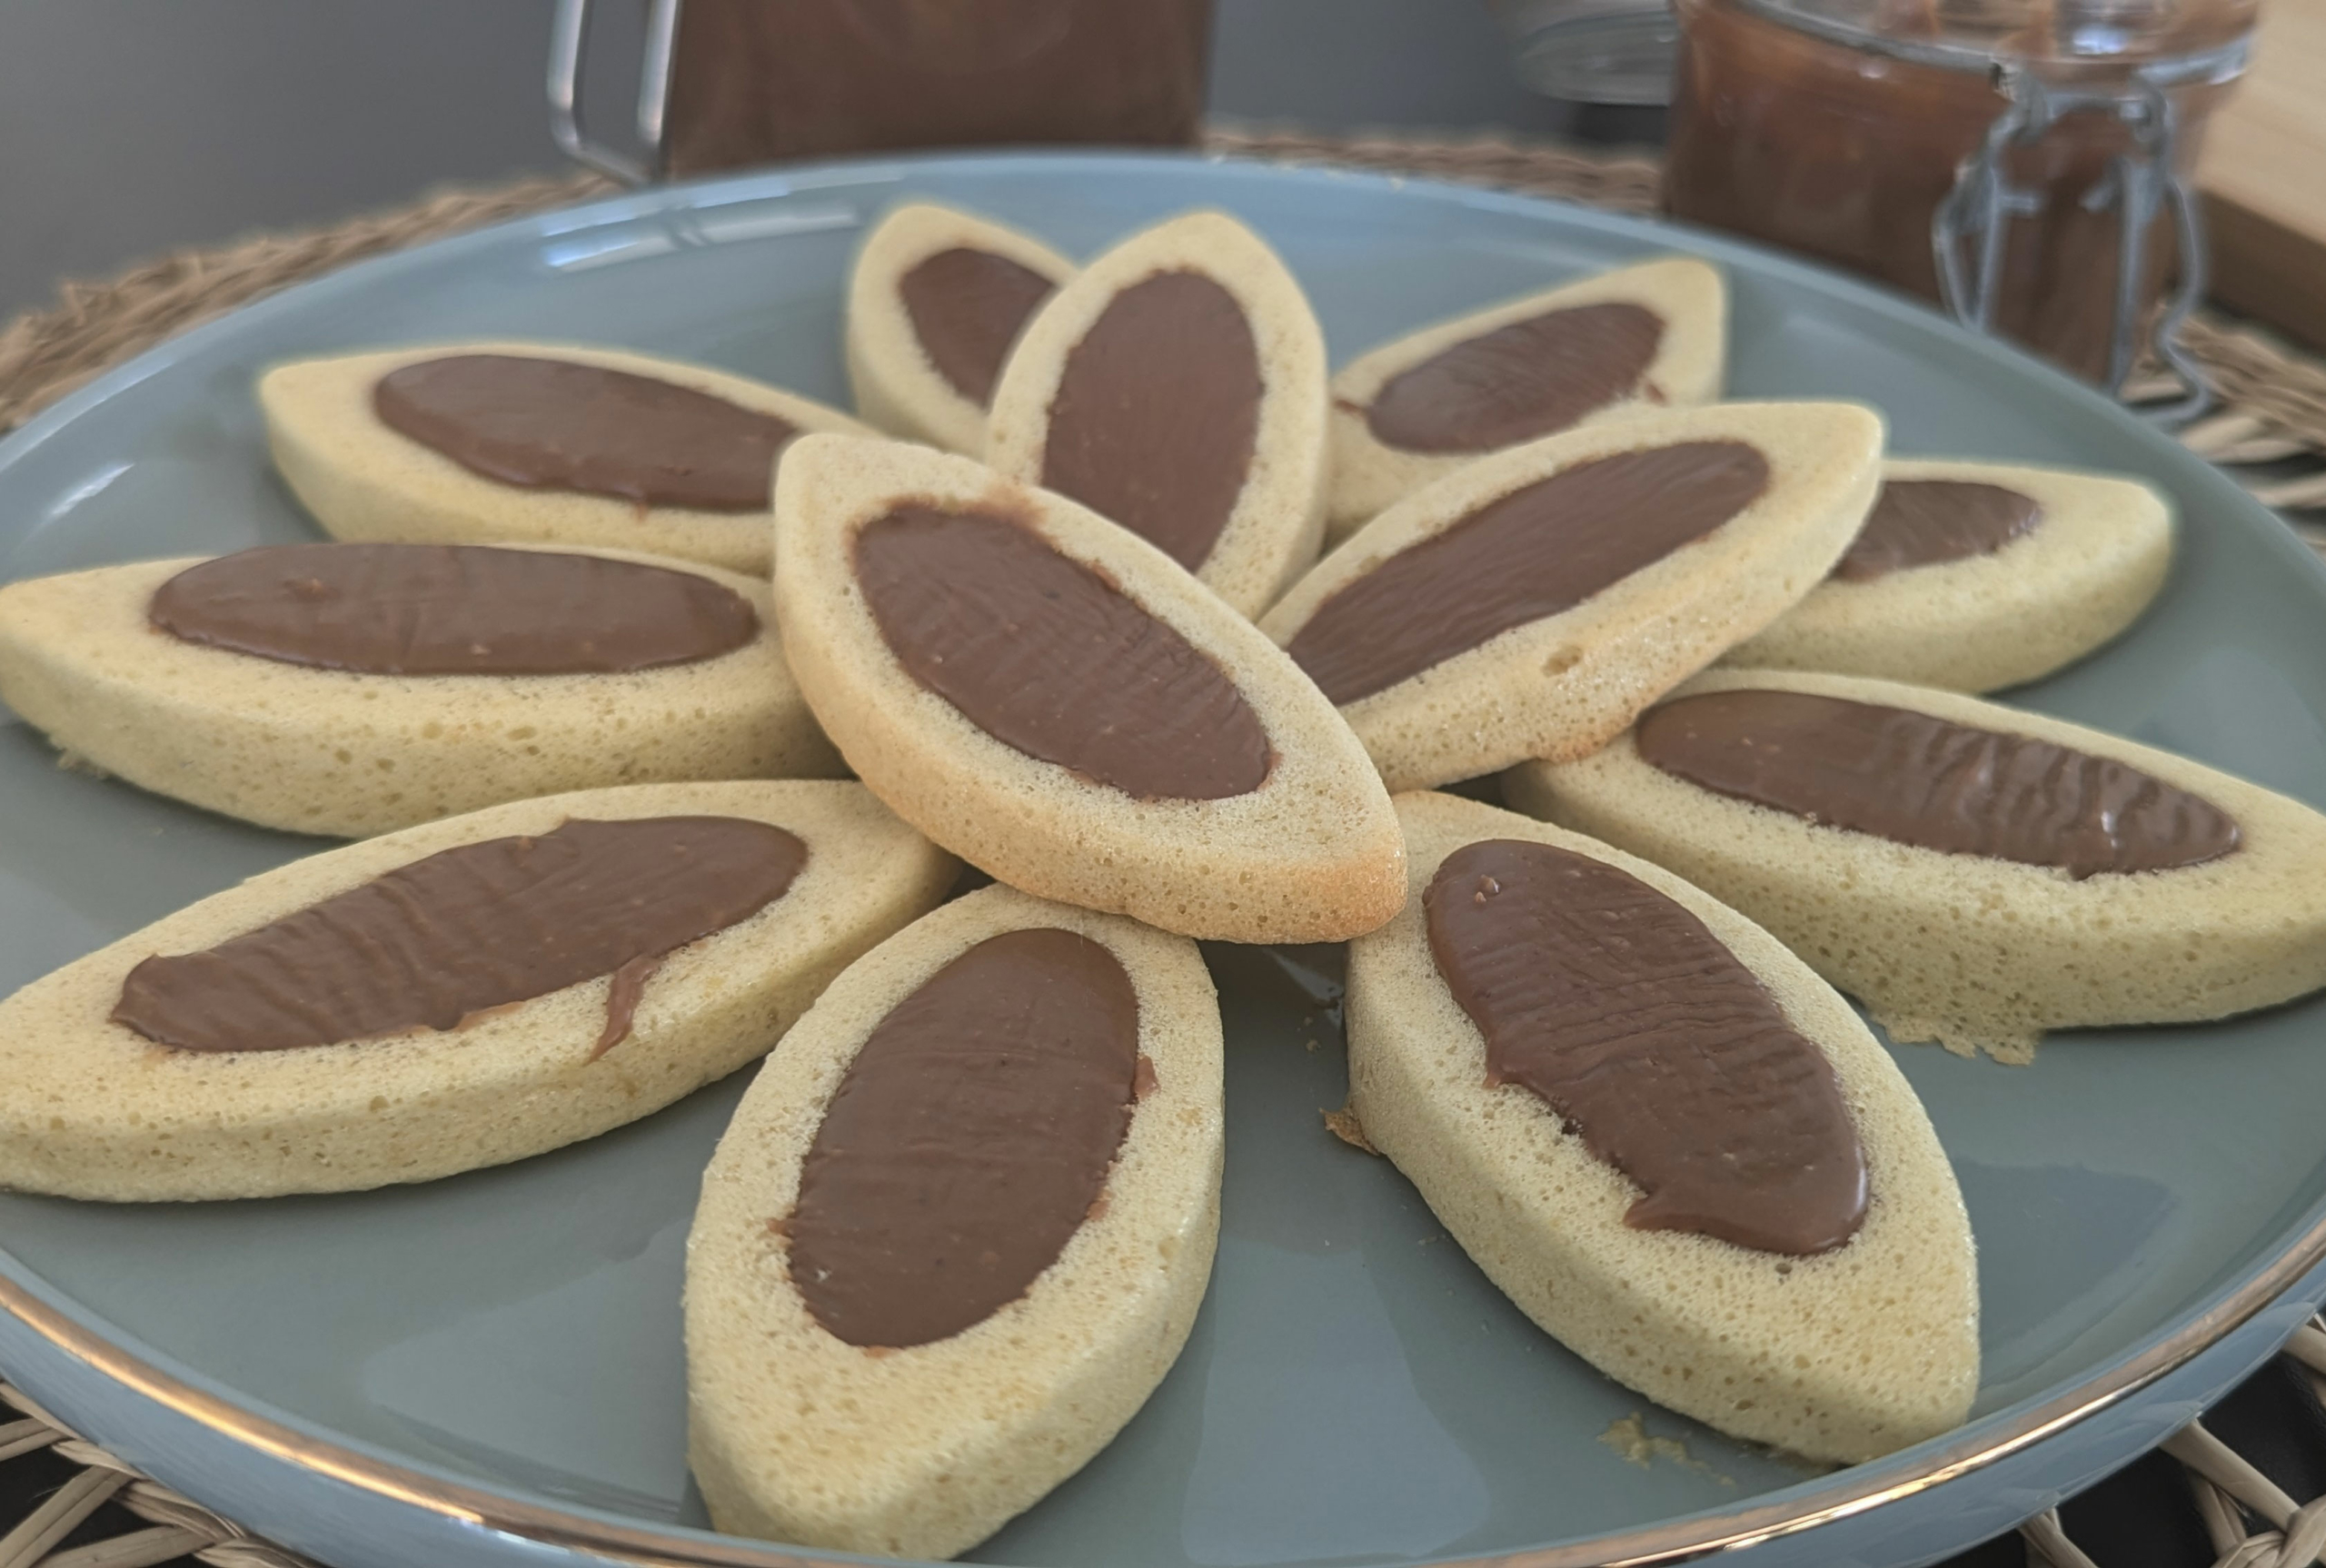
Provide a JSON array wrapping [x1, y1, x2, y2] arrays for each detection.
[[0, 190, 2319, 1563]]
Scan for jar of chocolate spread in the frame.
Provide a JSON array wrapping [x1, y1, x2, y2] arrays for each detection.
[[552, 0, 1214, 183], [1661, 0, 2253, 397]]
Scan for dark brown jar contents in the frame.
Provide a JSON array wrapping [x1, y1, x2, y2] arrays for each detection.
[[1363, 302, 1665, 454], [149, 542, 759, 675], [661, 0, 1211, 175], [1833, 481, 2042, 582], [899, 248, 1059, 405], [1286, 442, 1769, 705], [373, 354, 795, 511], [112, 818, 805, 1056], [1426, 838, 1866, 1255], [1662, 0, 2247, 384], [854, 504, 1273, 800], [1635, 689, 2241, 877], [786, 927, 1143, 1348], [1041, 270, 1263, 573]]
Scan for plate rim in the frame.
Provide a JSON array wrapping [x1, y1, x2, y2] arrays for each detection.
[[3, 145, 2325, 1568]]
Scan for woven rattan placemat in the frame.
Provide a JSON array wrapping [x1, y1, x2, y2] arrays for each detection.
[[4, 131, 2324, 516], [2, 130, 2326, 1568]]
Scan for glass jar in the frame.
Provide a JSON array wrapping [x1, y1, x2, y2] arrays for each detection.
[[1661, 0, 2254, 391], [1491, 0, 1681, 105], [551, 0, 1213, 184], [661, 0, 1214, 174]]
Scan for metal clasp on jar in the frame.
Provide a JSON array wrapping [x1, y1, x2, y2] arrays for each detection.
[[1933, 42, 2249, 422]]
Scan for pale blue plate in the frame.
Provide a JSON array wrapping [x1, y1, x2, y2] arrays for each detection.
[[0, 152, 2322, 1568]]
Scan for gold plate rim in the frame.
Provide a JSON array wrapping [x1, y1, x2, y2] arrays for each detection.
[[0, 1200, 2321, 1568]]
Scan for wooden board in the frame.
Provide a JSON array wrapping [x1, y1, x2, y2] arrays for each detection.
[[2199, 0, 2326, 350]]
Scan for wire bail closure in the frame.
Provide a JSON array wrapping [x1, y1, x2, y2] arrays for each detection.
[[1933, 60, 2219, 422]]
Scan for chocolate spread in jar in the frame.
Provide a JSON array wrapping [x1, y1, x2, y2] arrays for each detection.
[[1426, 838, 1866, 1255], [1832, 481, 2043, 582], [786, 926, 1143, 1348], [112, 817, 806, 1056], [373, 354, 795, 511], [661, 0, 1211, 174], [1286, 441, 1770, 705], [1040, 271, 1263, 573], [1364, 302, 1665, 454], [149, 542, 759, 675], [853, 504, 1273, 800], [1661, 0, 2250, 384], [1635, 690, 2241, 877], [899, 248, 1059, 405]]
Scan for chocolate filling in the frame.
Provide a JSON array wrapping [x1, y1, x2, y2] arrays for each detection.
[[1039, 270, 1262, 572], [854, 503, 1272, 800], [1426, 838, 1867, 1255], [899, 246, 1058, 405], [373, 353, 795, 511], [1635, 690, 2242, 878], [1365, 301, 1665, 454], [149, 542, 759, 675], [112, 817, 805, 1055], [1833, 481, 2042, 582], [787, 927, 1143, 1348], [1287, 441, 1770, 705]]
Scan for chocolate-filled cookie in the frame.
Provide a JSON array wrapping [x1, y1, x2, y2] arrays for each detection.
[[1347, 791, 1976, 1464], [845, 201, 1076, 456], [1259, 402, 1883, 791], [261, 340, 875, 574], [0, 541, 840, 837], [1324, 256, 1726, 544], [1509, 667, 2326, 1059], [687, 884, 1221, 1560], [1725, 457, 2173, 690], [0, 780, 954, 1200], [985, 209, 1330, 617], [773, 434, 1402, 944]]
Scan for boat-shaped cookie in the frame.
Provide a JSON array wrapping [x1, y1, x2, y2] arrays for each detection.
[[0, 541, 840, 837], [1323, 256, 1726, 544], [688, 883, 1222, 1560], [1724, 458, 2173, 691], [1508, 668, 2326, 1059], [773, 433, 1403, 943], [986, 209, 1329, 616], [261, 340, 874, 574], [1347, 791, 1976, 1462], [0, 780, 954, 1200], [846, 201, 1076, 456], [1257, 402, 1883, 791]]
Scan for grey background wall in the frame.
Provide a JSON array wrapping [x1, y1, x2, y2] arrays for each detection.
[[0, 0, 1651, 321]]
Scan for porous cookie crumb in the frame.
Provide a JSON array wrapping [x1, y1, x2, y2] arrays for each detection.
[[1321, 1105, 1379, 1155]]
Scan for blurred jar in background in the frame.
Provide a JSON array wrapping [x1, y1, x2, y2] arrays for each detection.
[[1491, 0, 1681, 104], [661, 0, 1215, 175], [1661, 0, 2253, 387]]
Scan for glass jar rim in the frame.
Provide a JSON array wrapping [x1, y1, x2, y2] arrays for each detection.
[[1720, 0, 2251, 82]]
